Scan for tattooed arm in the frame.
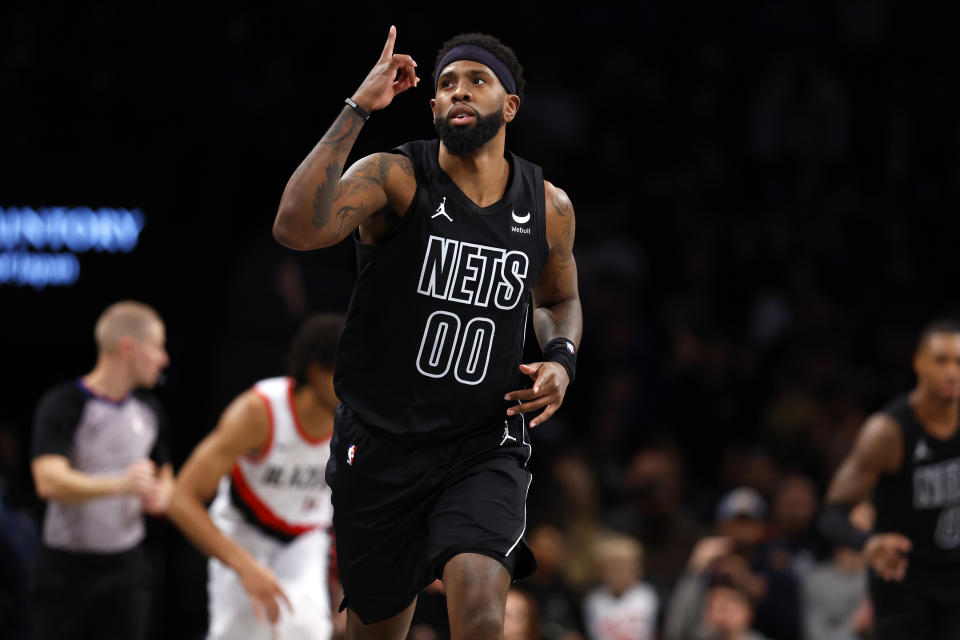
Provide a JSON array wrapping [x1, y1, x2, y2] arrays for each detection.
[[273, 26, 419, 249], [504, 181, 582, 427]]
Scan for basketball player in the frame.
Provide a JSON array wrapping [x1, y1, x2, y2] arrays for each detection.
[[273, 27, 582, 640], [30, 300, 173, 640], [168, 314, 344, 639], [820, 319, 960, 639]]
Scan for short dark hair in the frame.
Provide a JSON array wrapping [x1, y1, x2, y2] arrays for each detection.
[[286, 313, 345, 387], [707, 573, 757, 610], [433, 33, 526, 101], [916, 318, 960, 353]]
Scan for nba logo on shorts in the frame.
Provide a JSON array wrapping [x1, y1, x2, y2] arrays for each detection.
[[347, 444, 357, 466]]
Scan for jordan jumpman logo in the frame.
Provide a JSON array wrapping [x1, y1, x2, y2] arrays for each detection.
[[432, 196, 452, 221]]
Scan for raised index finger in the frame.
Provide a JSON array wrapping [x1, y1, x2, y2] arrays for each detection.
[[380, 25, 397, 61]]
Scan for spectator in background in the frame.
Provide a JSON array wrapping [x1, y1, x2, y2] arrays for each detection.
[[29, 301, 174, 640], [724, 488, 803, 640], [550, 453, 606, 592], [664, 487, 801, 640], [802, 502, 874, 640], [604, 443, 704, 603], [522, 524, 585, 640], [665, 535, 759, 640], [718, 448, 780, 504], [701, 577, 771, 640], [504, 588, 543, 640], [583, 532, 658, 640], [766, 473, 828, 579]]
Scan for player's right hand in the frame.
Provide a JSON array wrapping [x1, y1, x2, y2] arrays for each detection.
[[238, 559, 293, 624], [122, 459, 156, 497], [864, 532, 912, 581], [350, 25, 419, 113]]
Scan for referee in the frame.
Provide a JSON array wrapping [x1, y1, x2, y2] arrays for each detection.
[[29, 301, 174, 640]]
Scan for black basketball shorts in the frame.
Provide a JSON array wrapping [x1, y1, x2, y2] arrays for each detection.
[[869, 564, 960, 640], [325, 402, 537, 625]]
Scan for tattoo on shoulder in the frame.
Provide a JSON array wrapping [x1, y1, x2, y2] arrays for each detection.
[[350, 153, 415, 186], [551, 187, 574, 219], [384, 153, 415, 179]]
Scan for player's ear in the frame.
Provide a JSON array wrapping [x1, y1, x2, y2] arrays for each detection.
[[430, 98, 438, 122], [503, 94, 520, 123]]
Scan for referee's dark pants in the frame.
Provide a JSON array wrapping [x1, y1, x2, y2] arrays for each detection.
[[30, 544, 153, 640]]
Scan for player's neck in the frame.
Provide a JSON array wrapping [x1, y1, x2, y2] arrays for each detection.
[[83, 358, 134, 402], [292, 387, 334, 439], [910, 387, 960, 435], [438, 136, 510, 208]]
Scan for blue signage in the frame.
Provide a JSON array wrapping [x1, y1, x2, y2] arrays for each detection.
[[0, 207, 145, 289]]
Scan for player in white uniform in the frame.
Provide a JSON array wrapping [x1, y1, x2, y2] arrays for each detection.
[[169, 314, 344, 639]]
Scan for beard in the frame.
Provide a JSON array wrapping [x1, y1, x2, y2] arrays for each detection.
[[434, 106, 504, 155]]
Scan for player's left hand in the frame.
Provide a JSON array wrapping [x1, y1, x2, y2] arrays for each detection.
[[505, 362, 570, 427]]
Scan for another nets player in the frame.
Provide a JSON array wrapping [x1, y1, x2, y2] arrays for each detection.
[[273, 27, 582, 640], [820, 319, 960, 639]]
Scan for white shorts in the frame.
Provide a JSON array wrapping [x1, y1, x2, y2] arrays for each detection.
[[206, 496, 332, 640]]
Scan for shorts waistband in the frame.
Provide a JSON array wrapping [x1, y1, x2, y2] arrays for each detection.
[[339, 402, 520, 448]]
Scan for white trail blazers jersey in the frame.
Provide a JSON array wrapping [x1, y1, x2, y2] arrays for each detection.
[[214, 376, 333, 541]]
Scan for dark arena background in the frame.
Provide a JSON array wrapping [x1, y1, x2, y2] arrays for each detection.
[[3, 2, 960, 639]]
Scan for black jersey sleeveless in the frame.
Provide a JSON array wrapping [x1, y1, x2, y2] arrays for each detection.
[[334, 139, 549, 439], [874, 394, 960, 567]]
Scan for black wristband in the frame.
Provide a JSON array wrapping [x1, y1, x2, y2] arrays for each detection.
[[344, 97, 370, 121], [544, 338, 577, 384], [819, 503, 870, 551]]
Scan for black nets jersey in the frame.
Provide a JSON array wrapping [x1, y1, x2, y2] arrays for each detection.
[[334, 139, 549, 439], [874, 394, 960, 567]]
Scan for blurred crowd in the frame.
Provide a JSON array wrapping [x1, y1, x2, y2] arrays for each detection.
[[0, 414, 885, 640], [4, 1, 960, 639], [0, 430, 883, 640]]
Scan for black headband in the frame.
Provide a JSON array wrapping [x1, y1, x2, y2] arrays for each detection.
[[434, 44, 517, 96]]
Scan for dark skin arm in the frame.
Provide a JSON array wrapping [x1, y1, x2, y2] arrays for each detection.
[[824, 412, 913, 581], [505, 182, 582, 427], [273, 26, 418, 249]]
